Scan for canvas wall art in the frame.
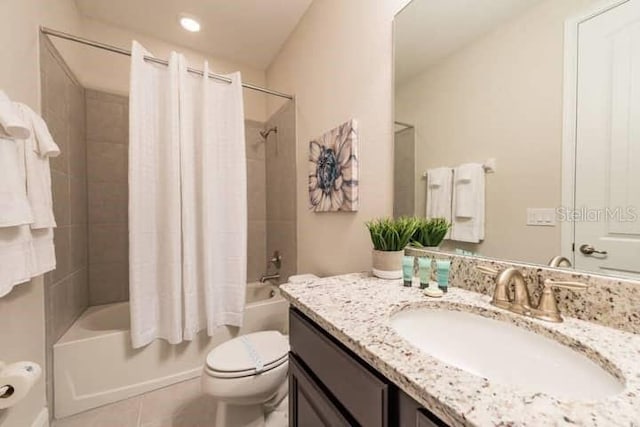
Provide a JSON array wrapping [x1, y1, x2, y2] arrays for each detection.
[[308, 119, 359, 212]]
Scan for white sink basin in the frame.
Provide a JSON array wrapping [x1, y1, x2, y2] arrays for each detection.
[[390, 308, 624, 400]]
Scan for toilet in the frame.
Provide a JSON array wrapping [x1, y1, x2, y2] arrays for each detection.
[[202, 330, 290, 427]]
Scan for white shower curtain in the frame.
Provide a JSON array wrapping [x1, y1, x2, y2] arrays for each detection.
[[129, 43, 247, 348]]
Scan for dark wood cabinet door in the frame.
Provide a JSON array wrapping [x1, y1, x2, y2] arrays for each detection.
[[290, 309, 389, 427], [289, 308, 448, 427], [289, 354, 352, 427]]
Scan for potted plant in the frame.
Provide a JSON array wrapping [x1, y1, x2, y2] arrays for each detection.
[[411, 217, 451, 249], [365, 217, 419, 279]]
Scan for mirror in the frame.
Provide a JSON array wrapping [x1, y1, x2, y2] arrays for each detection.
[[394, 0, 640, 279]]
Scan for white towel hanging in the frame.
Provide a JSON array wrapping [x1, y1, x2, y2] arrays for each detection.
[[450, 163, 485, 243], [16, 103, 60, 229], [425, 167, 453, 224], [0, 90, 30, 139]]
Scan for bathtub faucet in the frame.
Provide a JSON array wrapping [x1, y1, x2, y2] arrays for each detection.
[[260, 273, 280, 283]]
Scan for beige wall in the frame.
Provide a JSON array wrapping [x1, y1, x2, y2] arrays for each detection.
[[53, 18, 268, 122], [266, 0, 411, 276], [0, 0, 81, 108], [0, 278, 46, 427], [0, 1, 82, 425], [395, 0, 592, 265]]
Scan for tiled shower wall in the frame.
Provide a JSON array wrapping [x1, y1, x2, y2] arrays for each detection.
[[41, 37, 89, 412], [266, 100, 297, 282], [86, 90, 129, 305], [246, 120, 268, 282]]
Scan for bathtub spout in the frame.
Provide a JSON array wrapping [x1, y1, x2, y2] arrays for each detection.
[[260, 273, 280, 283]]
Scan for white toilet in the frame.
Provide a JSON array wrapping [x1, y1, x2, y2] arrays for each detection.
[[202, 330, 290, 427]]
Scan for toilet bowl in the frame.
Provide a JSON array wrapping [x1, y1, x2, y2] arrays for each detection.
[[202, 330, 289, 427]]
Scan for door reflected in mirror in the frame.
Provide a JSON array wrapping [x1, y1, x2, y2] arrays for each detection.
[[394, 0, 640, 279]]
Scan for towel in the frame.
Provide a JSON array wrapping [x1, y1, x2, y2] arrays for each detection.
[[450, 163, 485, 243], [0, 137, 34, 227], [0, 225, 37, 297], [426, 167, 453, 224], [129, 42, 183, 348], [16, 103, 60, 229], [17, 104, 59, 277], [0, 226, 54, 297], [0, 90, 30, 139], [0, 101, 59, 297]]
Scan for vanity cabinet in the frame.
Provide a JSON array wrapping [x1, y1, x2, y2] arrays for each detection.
[[289, 356, 351, 426], [289, 308, 447, 427]]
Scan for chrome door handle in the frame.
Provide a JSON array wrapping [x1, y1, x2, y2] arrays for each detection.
[[579, 244, 608, 255]]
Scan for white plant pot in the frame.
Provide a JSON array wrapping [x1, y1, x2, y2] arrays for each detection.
[[372, 250, 404, 280]]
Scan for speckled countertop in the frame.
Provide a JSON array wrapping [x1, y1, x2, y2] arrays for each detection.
[[280, 273, 640, 427]]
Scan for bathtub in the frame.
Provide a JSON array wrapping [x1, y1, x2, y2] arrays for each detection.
[[53, 282, 288, 418]]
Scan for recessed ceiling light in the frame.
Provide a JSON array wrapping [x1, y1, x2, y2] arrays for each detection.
[[179, 15, 201, 32]]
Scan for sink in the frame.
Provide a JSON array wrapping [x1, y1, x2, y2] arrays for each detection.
[[390, 308, 624, 400]]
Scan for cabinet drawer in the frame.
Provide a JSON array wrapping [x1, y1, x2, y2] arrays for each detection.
[[289, 355, 351, 427], [289, 309, 389, 427]]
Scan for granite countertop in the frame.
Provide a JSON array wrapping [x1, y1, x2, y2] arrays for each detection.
[[280, 273, 640, 427]]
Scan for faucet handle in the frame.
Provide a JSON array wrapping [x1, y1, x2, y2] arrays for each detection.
[[533, 279, 588, 323], [543, 279, 588, 291], [476, 265, 498, 276]]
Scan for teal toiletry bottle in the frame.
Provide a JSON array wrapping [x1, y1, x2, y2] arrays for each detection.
[[418, 257, 431, 289], [402, 256, 414, 287], [435, 259, 451, 292]]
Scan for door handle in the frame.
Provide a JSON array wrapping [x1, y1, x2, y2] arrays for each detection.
[[579, 244, 608, 256]]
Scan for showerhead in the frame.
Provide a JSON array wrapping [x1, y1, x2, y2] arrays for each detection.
[[260, 126, 278, 139]]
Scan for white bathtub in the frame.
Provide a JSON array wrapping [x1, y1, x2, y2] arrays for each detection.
[[53, 283, 288, 418]]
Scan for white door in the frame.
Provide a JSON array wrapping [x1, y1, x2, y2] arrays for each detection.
[[574, 0, 640, 277]]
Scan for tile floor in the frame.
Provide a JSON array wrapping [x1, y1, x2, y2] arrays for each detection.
[[53, 378, 215, 427], [53, 377, 289, 427]]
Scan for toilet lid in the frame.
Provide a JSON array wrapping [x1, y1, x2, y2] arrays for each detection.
[[206, 331, 289, 376]]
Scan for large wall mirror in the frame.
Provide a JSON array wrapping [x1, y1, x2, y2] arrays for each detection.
[[394, 0, 640, 279]]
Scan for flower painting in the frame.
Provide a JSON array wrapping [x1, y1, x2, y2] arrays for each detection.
[[309, 119, 359, 212]]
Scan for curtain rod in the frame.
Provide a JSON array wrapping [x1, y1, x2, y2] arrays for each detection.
[[40, 26, 294, 100]]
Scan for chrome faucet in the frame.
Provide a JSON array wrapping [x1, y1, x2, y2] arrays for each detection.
[[476, 266, 588, 323], [260, 273, 280, 283], [260, 251, 282, 283]]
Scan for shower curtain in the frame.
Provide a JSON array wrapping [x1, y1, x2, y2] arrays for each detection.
[[129, 42, 247, 348]]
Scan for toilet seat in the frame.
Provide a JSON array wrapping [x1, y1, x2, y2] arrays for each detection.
[[205, 331, 289, 379], [205, 354, 288, 378]]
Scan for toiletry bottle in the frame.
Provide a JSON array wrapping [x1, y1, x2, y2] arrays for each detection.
[[402, 256, 414, 287], [435, 259, 451, 293], [418, 257, 431, 289], [412, 257, 420, 287]]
